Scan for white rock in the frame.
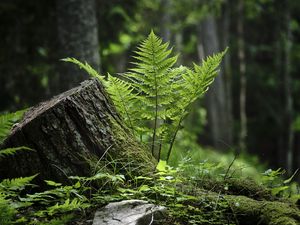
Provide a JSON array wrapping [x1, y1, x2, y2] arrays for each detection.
[[92, 199, 166, 225]]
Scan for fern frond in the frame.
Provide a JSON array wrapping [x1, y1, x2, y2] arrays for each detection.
[[172, 49, 228, 117], [0, 110, 26, 144], [128, 31, 179, 155], [0, 195, 17, 225], [104, 74, 138, 133], [193, 49, 227, 95], [47, 198, 90, 216], [0, 174, 38, 192], [61, 58, 105, 83], [0, 146, 33, 159], [164, 49, 227, 161]]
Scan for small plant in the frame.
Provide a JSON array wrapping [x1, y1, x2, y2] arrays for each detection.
[[0, 110, 25, 143], [262, 168, 299, 197], [0, 110, 33, 160], [0, 195, 17, 225], [64, 31, 226, 161]]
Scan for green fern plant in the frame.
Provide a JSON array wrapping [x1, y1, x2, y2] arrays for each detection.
[[0, 110, 33, 160], [0, 174, 38, 199], [0, 146, 32, 159], [127, 31, 179, 157], [0, 110, 25, 143], [0, 195, 17, 225], [65, 31, 226, 161]]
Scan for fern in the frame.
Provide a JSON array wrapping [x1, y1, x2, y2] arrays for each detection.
[[62, 58, 140, 134], [66, 31, 226, 161], [106, 74, 138, 133], [0, 174, 37, 194], [128, 30, 178, 155], [61, 57, 105, 83], [38, 215, 74, 225], [46, 198, 90, 216], [164, 51, 227, 161], [0, 110, 33, 160], [0, 146, 33, 159], [0, 110, 26, 144], [0, 195, 17, 225]]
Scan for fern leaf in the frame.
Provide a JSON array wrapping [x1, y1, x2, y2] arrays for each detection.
[[164, 49, 227, 161], [105, 74, 138, 133], [47, 198, 90, 216], [128, 31, 179, 155], [0, 110, 26, 144], [0, 146, 33, 159], [0, 174, 38, 192], [61, 58, 105, 83]]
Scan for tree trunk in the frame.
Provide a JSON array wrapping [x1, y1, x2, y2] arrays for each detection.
[[174, 31, 183, 65], [160, 0, 172, 43], [56, 0, 101, 92], [237, 0, 247, 152], [283, 3, 294, 175], [219, 0, 233, 146], [199, 16, 230, 149], [276, 0, 294, 174], [0, 79, 155, 185]]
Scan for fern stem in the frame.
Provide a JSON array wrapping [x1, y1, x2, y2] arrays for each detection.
[[151, 93, 158, 158], [158, 118, 167, 160], [119, 97, 135, 135], [166, 102, 194, 162], [166, 116, 183, 163], [151, 39, 159, 158], [158, 136, 163, 160]]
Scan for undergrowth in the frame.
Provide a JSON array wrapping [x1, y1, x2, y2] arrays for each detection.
[[0, 144, 298, 224]]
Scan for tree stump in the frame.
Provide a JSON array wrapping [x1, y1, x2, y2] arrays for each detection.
[[0, 78, 155, 184]]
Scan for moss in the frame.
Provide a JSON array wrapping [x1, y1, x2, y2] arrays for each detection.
[[198, 177, 274, 200], [152, 182, 300, 225], [198, 178, 300, 224], [106, 115, 156, 175], [225, 194, 300, 225]]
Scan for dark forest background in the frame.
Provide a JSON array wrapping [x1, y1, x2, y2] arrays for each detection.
[[1, 0, 300, 175]]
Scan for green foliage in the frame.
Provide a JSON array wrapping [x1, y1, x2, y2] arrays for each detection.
[[0, 178, 32, 223], [0, 146, 33, 160], [0, 145, 298, 224], [66, 31, 226, 161], [0, 195, 17, 225], [61, 57, 104, 82], [262, 168, 299, 197], [0, 110, 33, 161], [0, 110, 83, 224], [40, 198, 89, 217], [169, 129, 266, 179], [105, 74, 139, 132], [0, 174, 37, 195], [0, 177, 90, 224], [0, 109, 25, 143], [36, 215, 74, 225]]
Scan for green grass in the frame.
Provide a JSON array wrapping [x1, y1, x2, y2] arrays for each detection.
[[168, 130, 267, 181]]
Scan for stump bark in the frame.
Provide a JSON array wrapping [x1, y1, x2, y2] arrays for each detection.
[[0, 78, 155, 184]]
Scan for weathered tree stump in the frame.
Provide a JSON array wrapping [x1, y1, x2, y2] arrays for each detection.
[[0, 78, 155, 184]]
